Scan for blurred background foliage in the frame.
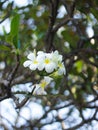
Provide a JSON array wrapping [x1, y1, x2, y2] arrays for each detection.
[[0, 0, 98, 130]]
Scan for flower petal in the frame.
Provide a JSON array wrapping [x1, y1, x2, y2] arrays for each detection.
[[58, 63, 66, 75], [38, 63, 44, 71], [37, 51, 45, 56], [23, 60, 32, 67], [29, 64, 37, 70], [44, 76, 53, 84], [45, 64, 55, 73], [27, 53, 35, 60]]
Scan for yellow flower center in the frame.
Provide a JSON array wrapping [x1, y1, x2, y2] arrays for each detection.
[[58, 63, 62, 68], [33, 60, 38, 64], [40, 81, 47, 88], [45, 58, 50, 64]]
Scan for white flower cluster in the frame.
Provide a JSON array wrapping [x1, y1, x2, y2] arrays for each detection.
[[23, 50, 66, 75]]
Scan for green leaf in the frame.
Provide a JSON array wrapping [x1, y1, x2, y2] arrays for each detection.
[[75, 60, 83, 73], [10, 14, 20, 37], [0, 45, 10, 51], [11, 14, 20, 48], [7, 14, 20, 48]]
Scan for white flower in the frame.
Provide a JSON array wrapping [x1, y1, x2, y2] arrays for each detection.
[[38, 54, 57, 73], [44, 58, 57, 73], [33, 85, 47, 95], [33, 76, 53, 94], [37, 51, 45, 56], [39, 76, 53, 88], [37, 52, 57, 73], [36, 76, 53, 89], [23, 52, 39, 70], [51, 50, 66, 75], [51, 50, 63, 63], [36, 52, 46, 71], [57, 62, 66, 75]]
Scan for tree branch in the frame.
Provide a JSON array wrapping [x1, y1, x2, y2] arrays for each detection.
[[45, 0, 59, 52]]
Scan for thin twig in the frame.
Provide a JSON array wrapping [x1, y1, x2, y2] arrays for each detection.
[[15, 86, 36, 109]]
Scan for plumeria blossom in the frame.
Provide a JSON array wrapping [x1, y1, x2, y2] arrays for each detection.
[[23, 50, 66, 75], [57, 62, 66, 75], [36, 51, 57, 73], [51, 50, 63, 63], [39, 56, 57, 73], [33, 76, 53, 94], [39, 76, 53, 88], [33, 85, 47, 95], [23, 52, 39, 70]]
